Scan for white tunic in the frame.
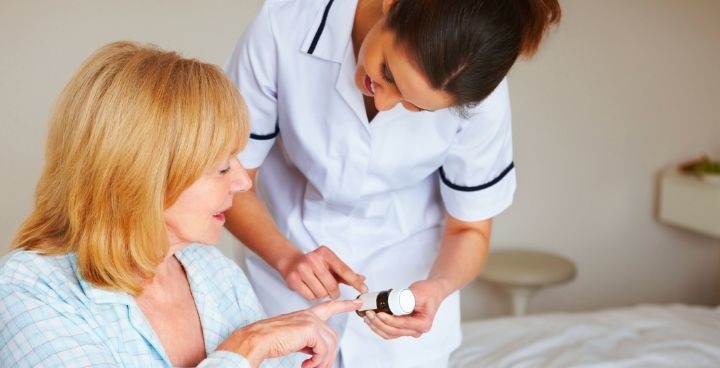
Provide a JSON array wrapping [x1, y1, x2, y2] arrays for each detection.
[[225, 0, 516, 366]]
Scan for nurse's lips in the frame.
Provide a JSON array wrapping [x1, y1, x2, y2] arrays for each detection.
[[364, 75, 374, 96]]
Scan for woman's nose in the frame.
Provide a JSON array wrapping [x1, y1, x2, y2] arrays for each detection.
[[230, 159, 253, 193]]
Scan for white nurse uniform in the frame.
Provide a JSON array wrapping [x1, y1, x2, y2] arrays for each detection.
[[225, 0, 516, 366]]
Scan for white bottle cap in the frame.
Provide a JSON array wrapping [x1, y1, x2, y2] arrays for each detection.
[[388, 289, 415, 315]]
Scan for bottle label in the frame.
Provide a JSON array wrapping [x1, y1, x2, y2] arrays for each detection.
[[358, 291, 379, 311]]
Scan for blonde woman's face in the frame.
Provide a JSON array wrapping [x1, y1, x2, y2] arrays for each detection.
[[164, 155, 251, 247]]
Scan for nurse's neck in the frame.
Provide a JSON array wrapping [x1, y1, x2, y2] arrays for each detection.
[[352, 0, 383, 59]]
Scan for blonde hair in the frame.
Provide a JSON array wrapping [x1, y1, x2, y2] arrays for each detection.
[[13, 41, 248, 295]]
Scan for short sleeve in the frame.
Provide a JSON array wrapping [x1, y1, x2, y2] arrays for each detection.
[[439, 78, 516, 222], [224, 2, 279, 169]]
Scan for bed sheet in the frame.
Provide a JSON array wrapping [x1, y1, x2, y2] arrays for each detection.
[[449, 304, 720, 368]]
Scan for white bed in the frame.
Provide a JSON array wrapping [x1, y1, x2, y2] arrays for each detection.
[[449, 304, 720, 368]]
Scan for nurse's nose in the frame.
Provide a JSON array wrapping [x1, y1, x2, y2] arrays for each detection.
[[373, 84, 403, 111], [230, 158, 253, 193]]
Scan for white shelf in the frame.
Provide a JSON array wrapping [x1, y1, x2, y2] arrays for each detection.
[[658, 168, 720, 239]]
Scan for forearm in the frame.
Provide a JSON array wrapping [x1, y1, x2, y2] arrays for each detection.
[[427, 215, 492, 299], [223, 170, 301, 271]]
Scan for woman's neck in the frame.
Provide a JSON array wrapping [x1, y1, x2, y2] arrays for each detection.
[[140, 253, 186, 298]]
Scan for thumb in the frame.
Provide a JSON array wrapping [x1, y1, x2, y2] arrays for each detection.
[[309, 299, 363, 321]]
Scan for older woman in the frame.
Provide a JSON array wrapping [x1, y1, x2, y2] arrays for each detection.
[[0, 41, 359, 368]]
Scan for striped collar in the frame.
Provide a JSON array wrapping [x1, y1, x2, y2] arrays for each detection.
[[301, 0, 358, 63]]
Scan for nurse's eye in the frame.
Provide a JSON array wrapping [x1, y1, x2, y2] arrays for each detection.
[[381, 63, 395, 84], [219, 166, 231, 175]]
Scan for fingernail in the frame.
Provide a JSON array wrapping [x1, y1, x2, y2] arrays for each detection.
[[366, 311, 375, 319], [353, 298, 363, 304], [376, 312, 386, 320]]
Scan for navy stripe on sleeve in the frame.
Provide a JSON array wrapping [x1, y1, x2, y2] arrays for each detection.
[[439, 162, 515, 192], [307, 0, 335, 54], [249, 124, 279, 140]]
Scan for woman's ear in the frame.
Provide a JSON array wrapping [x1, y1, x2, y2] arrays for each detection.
[[381, 0, 397, 15]]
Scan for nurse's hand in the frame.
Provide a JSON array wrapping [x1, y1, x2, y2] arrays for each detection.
[[361, 280, 444, 339], [218, 299, 362, 368], [278, 245, 369, 300]]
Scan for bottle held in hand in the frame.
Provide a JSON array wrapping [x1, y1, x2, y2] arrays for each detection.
[[356, 289, 415, 317]]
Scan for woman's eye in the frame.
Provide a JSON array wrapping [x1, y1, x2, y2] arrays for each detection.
[[220, 167, 231, 175]]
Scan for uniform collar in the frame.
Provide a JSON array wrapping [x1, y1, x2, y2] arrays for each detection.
[[301, 0, 358, 63]]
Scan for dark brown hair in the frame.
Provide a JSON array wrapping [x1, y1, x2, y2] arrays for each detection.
[[385, 0, 561, 115]]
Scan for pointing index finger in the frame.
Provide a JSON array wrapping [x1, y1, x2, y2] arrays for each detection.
[[310, 299, 363, 321]]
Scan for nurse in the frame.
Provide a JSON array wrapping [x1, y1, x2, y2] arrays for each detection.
[[224, 0, 560, 366]]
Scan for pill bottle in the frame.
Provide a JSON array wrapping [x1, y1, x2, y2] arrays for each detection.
[[356, 289, 415, 317]]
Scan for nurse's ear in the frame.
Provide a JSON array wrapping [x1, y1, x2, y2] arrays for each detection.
[[381, 0, 397, 15]]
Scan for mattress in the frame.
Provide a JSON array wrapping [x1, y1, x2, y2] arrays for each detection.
[[449, 304, 720, 368]]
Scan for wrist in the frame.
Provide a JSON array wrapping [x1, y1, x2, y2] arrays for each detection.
[[273, 244, 303, 275], [217, 328, 266, 368], [425, 277, 455, 301]]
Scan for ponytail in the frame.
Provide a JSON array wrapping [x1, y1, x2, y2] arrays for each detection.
[[513, 0, 562, 57], [385, 0, 561, 111]]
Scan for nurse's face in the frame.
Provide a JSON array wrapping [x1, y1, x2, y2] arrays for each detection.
[[164, 155, 251, 247], [354, 20, 454, 113]]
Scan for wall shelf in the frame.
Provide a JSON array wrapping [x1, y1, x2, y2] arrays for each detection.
[[658, 168, 720, 239]]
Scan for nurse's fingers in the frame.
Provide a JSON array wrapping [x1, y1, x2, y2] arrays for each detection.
[[294, 282, 315, 301], [375, 310, 432, 334], [297, 262, 329, 299], [316, 247, 368, 293], [307, 248, 342, 299], [363, 311, 422, 339], [310, 299, 363, 321], [312, 261, 342, 299], [285, 266, 317, 300]]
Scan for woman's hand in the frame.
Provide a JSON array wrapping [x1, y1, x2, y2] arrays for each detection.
[[277, 245, 368, 300], [218, 299, 362, 368], [361, 280, 446, 339]]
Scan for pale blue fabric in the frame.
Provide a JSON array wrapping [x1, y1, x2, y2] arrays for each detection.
[[0, 245, 298, 367]]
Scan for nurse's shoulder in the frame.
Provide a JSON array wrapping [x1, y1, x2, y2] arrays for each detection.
[[237, 0, 332, 58], [256, 0, 331, 26]]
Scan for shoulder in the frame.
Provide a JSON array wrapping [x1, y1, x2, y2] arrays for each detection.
[[0, 250, 91, 319], [254, 0, 326, 23], [0, 250, 79, 291], [466, 78, 511, 118], [177, 245, 263, 319], [176, 245, 248, 284], [253, 0, 336, 37], [261, 0, 327, 15]]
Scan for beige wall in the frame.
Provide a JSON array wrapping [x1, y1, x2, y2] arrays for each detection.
[[462, 0, 720, 319], [0, 0, 263, 260], [1, 0, 719, 319]]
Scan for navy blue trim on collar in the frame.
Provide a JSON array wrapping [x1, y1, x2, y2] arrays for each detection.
[[307, 0, 335, 54], [439, 162, 515, 192], [249, 124, 279, 140]]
